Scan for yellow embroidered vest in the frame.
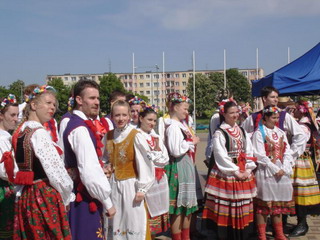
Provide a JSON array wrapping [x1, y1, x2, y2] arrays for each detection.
[[106, 129, 138, 180]]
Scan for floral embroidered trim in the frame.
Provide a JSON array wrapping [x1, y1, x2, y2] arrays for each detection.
[[0, 94, 17, 110]]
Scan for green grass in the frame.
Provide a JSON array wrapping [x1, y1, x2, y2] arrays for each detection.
[[195, 118, 210, 124]]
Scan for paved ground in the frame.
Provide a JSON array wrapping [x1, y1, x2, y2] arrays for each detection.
[[156, 132, 320, 239]]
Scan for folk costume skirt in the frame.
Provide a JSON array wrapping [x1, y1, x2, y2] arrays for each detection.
[[292, 152, 320, 217], [0, 179, 15, 240], [164, 154, 198, 216], [13, 180, 71, 240], [203, 166, 257, 240]]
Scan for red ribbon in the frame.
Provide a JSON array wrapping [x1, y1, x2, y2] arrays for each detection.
[[155, 167, 165, 181], [238, 152, 257, 171], [84, 120, 104, 164], [43, 119, 58, 143], [0, 151, 15, 183]]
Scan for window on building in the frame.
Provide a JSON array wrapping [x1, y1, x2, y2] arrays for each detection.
[[146, 82, 150, 87], [64, 77, 68, 81], [189, 73, 193, 77], [71, 77, 76, 81], [154, 74, 159, 79], [175, 73, 179, 78], [140, 83, 144, 87], [124, 82, 128, 88], [242, 71, 248, 76], [175, 82, 179, 86], [182, 73, 187, 78], [134, 83, 137, 87], [140, 91, 144, 95], [182, 90, 186, 94], [154, 82, 159, 87], [146, 91, 150, 95], [140, 75, 144, 79], [166, 73, 171, 78], [154, 90, 160, 96], [124, 75, 128, 80], [182, 81, 187, 86], [146, 74, 150, 79]]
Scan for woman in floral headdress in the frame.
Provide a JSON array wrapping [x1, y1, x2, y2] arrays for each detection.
[[12, 85, 74, 240], [128, 96, 146, 128], [163, 92, 199, 240], [288, 101, 320, 237], [0, 94, 19, 240], [203, 99, 257, 240], [252, 106, 295, 240], [135, 105, 170, 239]]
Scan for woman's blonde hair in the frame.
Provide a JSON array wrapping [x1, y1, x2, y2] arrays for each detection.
[[111, 100, 130, 117]]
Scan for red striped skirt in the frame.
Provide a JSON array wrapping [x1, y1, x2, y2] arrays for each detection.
[[13, 180, 71, 240], [205, 167, 257, 200]]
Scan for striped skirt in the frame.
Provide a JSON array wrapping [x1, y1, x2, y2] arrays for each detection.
[[203, 167, 256, 239], [292, 153, 320, 216]]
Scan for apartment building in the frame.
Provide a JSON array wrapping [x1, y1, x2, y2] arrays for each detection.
[[46, 68, 264, 111]]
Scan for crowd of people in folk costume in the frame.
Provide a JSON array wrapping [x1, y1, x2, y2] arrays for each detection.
[[0, 80, 320, 240]]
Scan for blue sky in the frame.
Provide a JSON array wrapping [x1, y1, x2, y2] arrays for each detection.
[[1, 0, 320, 86]]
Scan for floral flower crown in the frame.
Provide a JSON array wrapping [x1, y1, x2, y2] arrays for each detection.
[[297, 101, 312, 114], [0, 94, 17, 110], [67, 96, 74, 111], [218, 98, 237, 114], [141, 104, 159, 113], [128, 96, 146, 106], [26, 85, 56, 102], [167, 93, 192, 104], [263, 106, 281, 114]]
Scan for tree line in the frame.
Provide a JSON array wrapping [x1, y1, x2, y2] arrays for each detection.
[[1, 69, 251, 120]]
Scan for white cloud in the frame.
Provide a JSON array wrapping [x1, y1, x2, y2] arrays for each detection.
[[99, 0, 320, 31]]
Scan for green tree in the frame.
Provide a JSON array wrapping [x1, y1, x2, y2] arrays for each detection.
[[99, 73, 125, 114], [8, 79, 25, 103], [226, 68, 252, 103], [0, 86, 9, 98], [47, 77, 72, 119], [187, 73, 219, 117]]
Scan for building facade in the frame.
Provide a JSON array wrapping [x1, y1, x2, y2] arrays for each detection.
[[46, 68, 264, 111]]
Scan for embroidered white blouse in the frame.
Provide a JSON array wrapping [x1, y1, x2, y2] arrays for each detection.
[[212, 122, 256, 175], [242, 111, 306, 160], [164, 118, 194, 158], [20, 121, 74, 206]]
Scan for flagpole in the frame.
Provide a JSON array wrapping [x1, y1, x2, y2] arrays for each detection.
[[193, 51, 196, 129], [163, 51, 165, 111], [256, 48, 259, 80], [224, 49, 226, 90], [132, 52, 135, 93]]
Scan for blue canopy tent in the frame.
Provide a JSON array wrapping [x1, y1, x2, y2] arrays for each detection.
[[252, 42, 320, 97]]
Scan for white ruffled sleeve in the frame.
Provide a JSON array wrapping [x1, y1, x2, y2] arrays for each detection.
[[166, 124, 192, 157], [212, 130, 239, 175], [284, 113, 307, 160], [31, 129, 74, 206], [0, 134, 16, 180], [252, 130, 280, 177], [134, 133, 155, 193], [281, 133, 294, 176], [68, 126, 113, 211]]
